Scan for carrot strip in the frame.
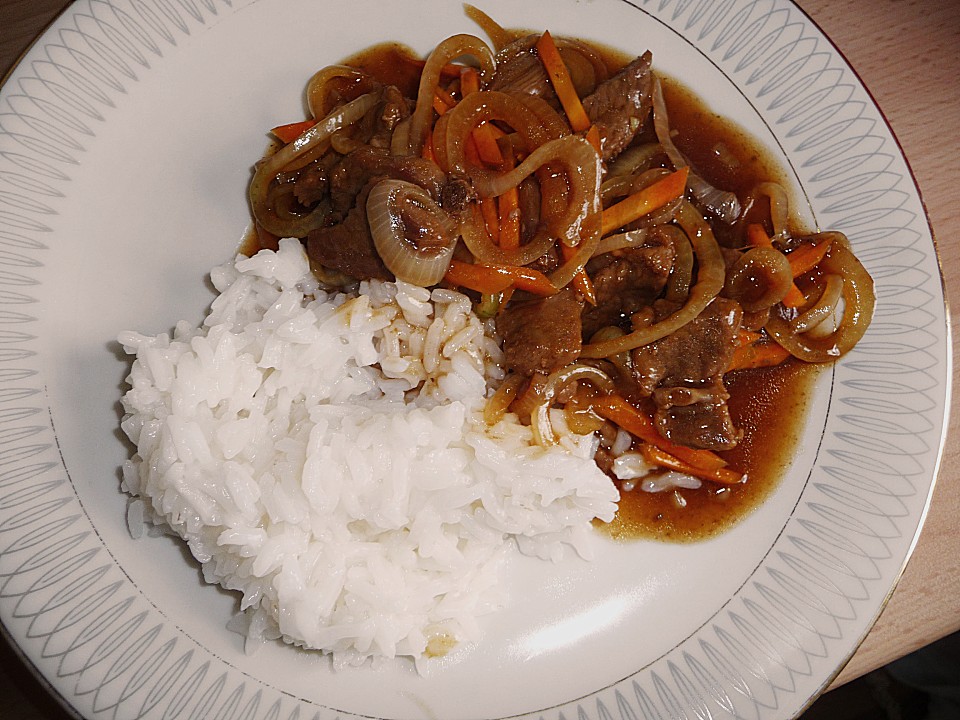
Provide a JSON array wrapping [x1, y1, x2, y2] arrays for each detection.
[[727, 340, 790, 371], [493, 264, 556, 295], [433, 86, 457, 116], [787, 238, 833, 277], [473, 123, 505, 165], [444, 260, 557, 296], [479, 197, 501, 245], [593, 395, 728, 472], [746, 222, 772, 248], [444, 260, 513, 294], [536, 30, 592, 132], [585, 124, 602, 154], [639, 444, 745, 485], [560, 243, 597, 306], [601, 167, 689, 236], [735, 329, 762, 348], [781, 283, 807, 309], [460, 67, 481, 96], [271, 119, 317, 144]]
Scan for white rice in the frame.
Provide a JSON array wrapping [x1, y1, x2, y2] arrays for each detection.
[[118, 238, 619, 668]]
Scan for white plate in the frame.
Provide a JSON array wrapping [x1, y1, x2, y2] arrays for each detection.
[[0, 0, 948, 718]]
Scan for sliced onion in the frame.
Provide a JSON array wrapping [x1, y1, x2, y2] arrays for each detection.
[[463, 3, 516, 51], [306, 65, 376, 118], [765, 240, 874, 361], [740, 182, 791, 242], [660, 225, 694, 304], [723, 246, 793, 312], [580, 200, 725, 358], [484, 373, 525, 425], [591, 228, 649, 257], [459, 136, 601, 274], [407, 34, 496, 157], [443, 90, 566, 197], [365, 179, 457, 286], [652, 77, 741, 223], [541, 363, 616, 402], [607, 143, 664, 178], [791, 273, 844, 334], [250, 91, 381, 237]]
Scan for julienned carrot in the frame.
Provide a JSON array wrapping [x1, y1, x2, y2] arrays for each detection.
[[560, 243, 597, 306], [444, 260, 513, 294], [787, 238, 832, 277], [460, 67, 481, 96], [601, 166, 689, 236], [473, 123, 505, 165], [444, 260, 557, 296], [479, 197, 500, 245], [271, 119, 317, 144], [536, 30, 592, 132], [727, 340, 790, 371], [494, 264, 556, 295], [585, 124, 602, 154], [639, 443, 745, 485], [745, 223, 807, 309], [456, 67, 504, 164], [433, 86, 457, 116], [735, 328, 762, 348], [593, 395, 729, 472]]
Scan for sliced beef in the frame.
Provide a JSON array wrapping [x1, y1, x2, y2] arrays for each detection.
[[580, 235, 675, 339], [328, 146, 445, 218], [629, 297, 743, 450], [305, 181, 393, 281], [582, 52, 653, 162], [439, 172, 476, 218], [292, 161, 328, 207], [491, 35, 555, 102], [653, 382, 740, 451], [497, 290, 583, 376]]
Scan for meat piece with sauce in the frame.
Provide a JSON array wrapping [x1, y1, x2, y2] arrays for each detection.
[[629, 297, 743, 450], [305, 180, 393, 281], [328, 146, 446, 219], [497, 290, 583, 376], [582, 53, 653, 162], [580, 234, 675, 339]]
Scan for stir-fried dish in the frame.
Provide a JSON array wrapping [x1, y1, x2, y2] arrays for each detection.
[[247, 12, 875, 539]]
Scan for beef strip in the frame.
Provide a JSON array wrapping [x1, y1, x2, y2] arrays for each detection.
[[580, 234, 675, 339], [582, 52, 653, 162], [491, 35, 555, 103], [328, 146, 446, 218], [497, 290, 583, 376], [629, 297, 743, 450], [292, 161, 329, 207], [439, 172, 476, 218], [305, 180, 393, 281], [656, 388, 740, 451]]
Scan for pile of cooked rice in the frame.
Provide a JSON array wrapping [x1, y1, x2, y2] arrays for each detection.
[[118, 238, 618, 667]]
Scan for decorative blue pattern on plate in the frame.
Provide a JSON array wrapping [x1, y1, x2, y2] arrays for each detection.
[[0, 0, 948, 718]]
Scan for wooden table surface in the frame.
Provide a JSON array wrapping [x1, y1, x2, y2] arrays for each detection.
[[1, 0, 957, 717]]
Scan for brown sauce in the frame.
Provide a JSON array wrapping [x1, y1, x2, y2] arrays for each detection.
[[249, 38, 824, 543], [602, 361, 820, 542]]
